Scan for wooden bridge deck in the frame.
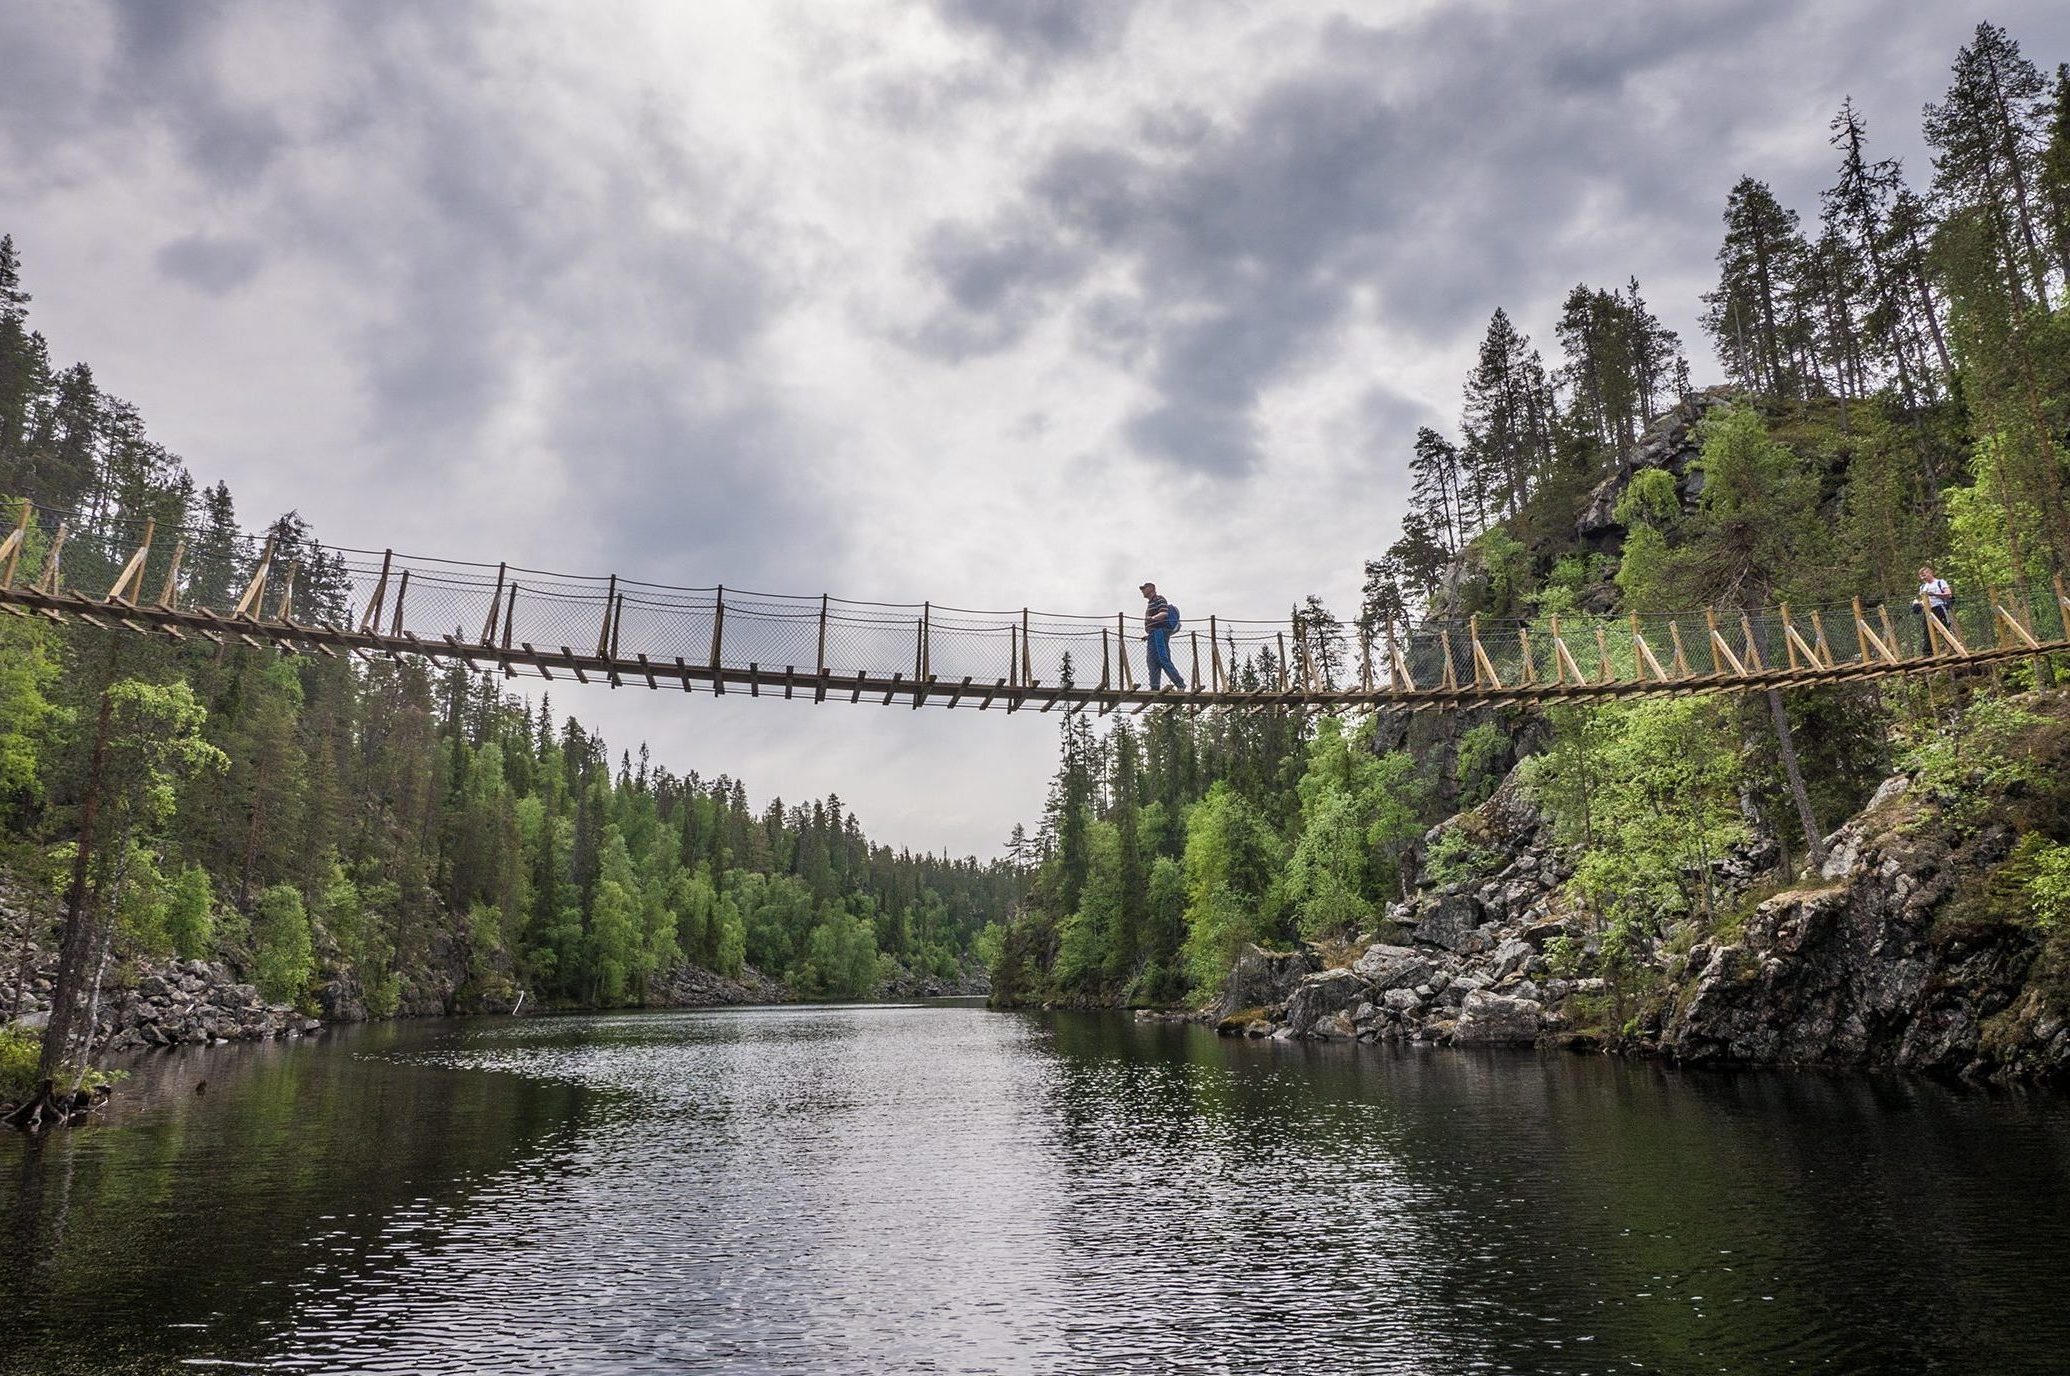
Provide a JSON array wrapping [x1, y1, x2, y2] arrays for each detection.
[[2, 500, 2068, 712]]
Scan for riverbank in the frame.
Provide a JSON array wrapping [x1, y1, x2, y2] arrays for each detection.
[[1201, 695, 2070, 1084]]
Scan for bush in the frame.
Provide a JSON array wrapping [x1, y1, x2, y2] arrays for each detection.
[[0, 1024, 39, 1104], [249, 884, 314, 1003]]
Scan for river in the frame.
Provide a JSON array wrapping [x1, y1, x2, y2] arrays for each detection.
[[3, 1004, 2068, 1374]]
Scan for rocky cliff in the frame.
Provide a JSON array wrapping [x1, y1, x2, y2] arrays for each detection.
[[1215, 695, 2070, 1084]]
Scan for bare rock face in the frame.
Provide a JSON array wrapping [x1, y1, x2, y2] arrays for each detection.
[[1452, 990, 1547, 1045], [1660, 774, 2070, 1080], [1213, 944, 1320, 1024], [1283, 970, 1368, 1036], [1351, 944, 1435, 991], [1574, 390, 1732, 546]]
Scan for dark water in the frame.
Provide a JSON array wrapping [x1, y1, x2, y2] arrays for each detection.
[[4, 1007, 2069, 1375]]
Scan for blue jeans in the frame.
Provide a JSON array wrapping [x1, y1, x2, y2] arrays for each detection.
[[1147, 627, 1185, 689]]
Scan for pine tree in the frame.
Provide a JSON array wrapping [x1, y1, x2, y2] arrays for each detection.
[[1924, 22, 2054, 308], [1702, 177, 1809, 397]]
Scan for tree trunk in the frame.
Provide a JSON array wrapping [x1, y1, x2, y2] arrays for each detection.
[[38, 686, 114, 1083], [1766, 688, 1826, 871]]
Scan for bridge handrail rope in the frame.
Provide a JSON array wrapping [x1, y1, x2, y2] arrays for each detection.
[[3, 494, 2068, 712]]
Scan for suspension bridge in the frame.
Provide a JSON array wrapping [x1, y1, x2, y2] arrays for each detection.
[[1, 499, 2066, 713]]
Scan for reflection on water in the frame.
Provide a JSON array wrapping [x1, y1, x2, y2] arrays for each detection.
[[4, 1006, 2069, 1374]]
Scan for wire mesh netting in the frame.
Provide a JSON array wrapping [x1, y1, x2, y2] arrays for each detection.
[[5, 497, 2068, 701]]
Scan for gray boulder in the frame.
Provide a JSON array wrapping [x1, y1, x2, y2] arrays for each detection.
[[1284, 970, 1367, 1036], [1352, 944, 1435, 991], [1452, 990, 1546, 1045], [1213, 943, 1320, 1022], [1412, 895, 1486, 952]]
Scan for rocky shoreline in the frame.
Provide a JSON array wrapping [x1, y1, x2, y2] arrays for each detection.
[[1194, 746, 2070, 1085]]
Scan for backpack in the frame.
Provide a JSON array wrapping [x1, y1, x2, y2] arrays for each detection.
[[1160, 602, 1181, 633]]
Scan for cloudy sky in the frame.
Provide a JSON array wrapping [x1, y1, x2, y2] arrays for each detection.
[[4, 0, 2068, 857]]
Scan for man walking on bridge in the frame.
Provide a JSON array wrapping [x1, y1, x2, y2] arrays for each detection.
[[1140, 582, 1186, 691]]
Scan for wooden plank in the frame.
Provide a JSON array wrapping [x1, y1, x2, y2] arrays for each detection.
[[1439, 627, 1458, 691], [946, 675, 972, 708], [1667, 619, 1691, 677], [639, 652, 660, 689]]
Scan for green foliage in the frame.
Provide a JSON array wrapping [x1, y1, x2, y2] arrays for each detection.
[[1422, 828, 1499, 887], [163, 864, 214, 960], [1527, 699, 1746, 930], [2028, 840, 2070, 933], [1178, 783, 1281, 993], [0, 612, 62, 805], [0, 1024, 41, 1103], [1945, 433, 2052, 595], [250, 884, 314, 1004], [1902, 697, 2050, 817], [1614, 468, 1682, 529], [1454, 723, 1507, 808], [801, 908, 885, 999]]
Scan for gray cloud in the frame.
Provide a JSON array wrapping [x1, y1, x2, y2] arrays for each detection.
[[934, 0, 1142, 59], [905, 0, 2065, 479], [156, 233, 264, 293]]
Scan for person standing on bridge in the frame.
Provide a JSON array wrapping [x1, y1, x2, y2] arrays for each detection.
[[1140, 582, 1186, 691], [1915, 564, 1953, 630]]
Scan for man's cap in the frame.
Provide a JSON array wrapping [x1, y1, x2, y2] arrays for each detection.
[[1139, 582, 1156, 592]]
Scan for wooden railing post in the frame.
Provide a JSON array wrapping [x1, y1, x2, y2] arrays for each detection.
[[104, 518, 153, 604], [482, 562, 507, 645], [1021, 609, 1033, 686], [275, 559, 298, 622], [1117, 612, 1135, 691], [156, 537, 186, 610], [388, 569, 410, 636], [710, 585, 726, 694], [1667, 619, 1691, 677], [232, 534, 275, 620], [598, 574, 619, 658], [1209, 614, 1223, 692], [0, 498, 28, 589], [921, 601, 932, 681], [1358, 624, 1374, 693], [1190, 630, 1201, 693], [1595, 623, 1612, 682], [359, 550, 393, 633], [2056, 574, 2070, 642], [1099, 625, 1111, 691], [817, 594, 829, 677]]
